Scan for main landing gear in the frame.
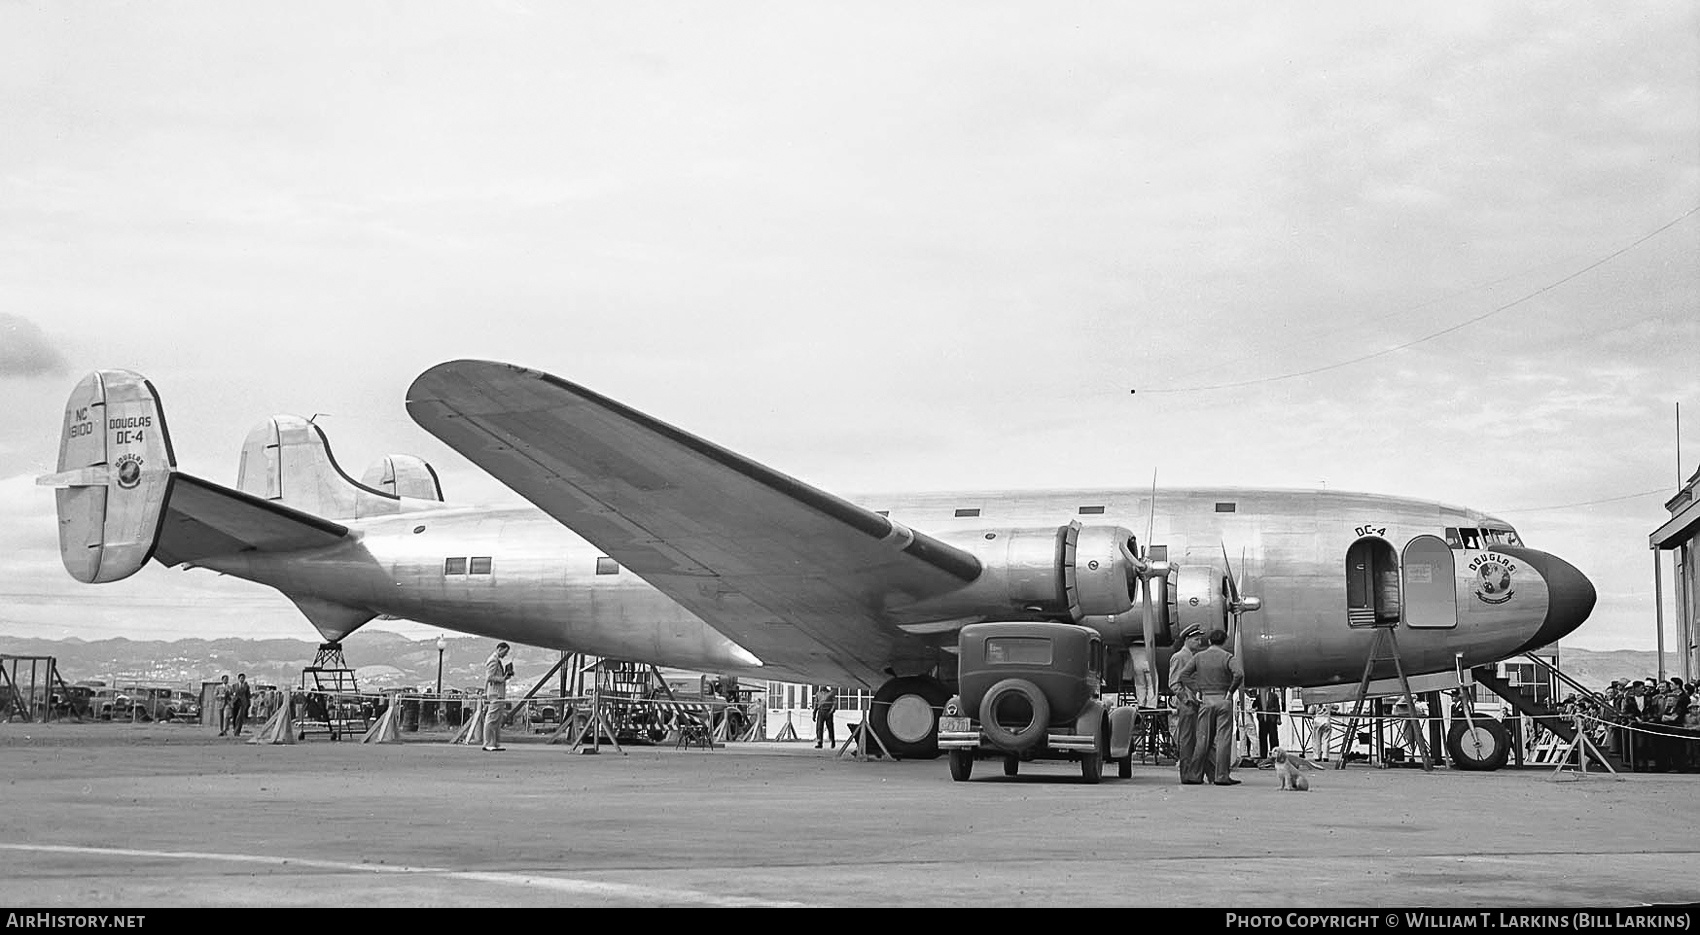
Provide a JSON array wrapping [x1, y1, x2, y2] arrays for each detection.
[[868, 676, 951, 760]]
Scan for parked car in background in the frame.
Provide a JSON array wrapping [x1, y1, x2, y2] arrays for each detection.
[[125, 687, 176, 722], [166, 690, 201, 722]]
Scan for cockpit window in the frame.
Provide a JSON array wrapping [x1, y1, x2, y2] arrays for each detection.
[[1483, 527, 1522, 547], [1444, 526, 1521, 550]]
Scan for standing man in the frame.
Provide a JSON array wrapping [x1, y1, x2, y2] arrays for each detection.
[[1168, 624, 1210, 784], [1178, 628, 1245, 786], [482, 642, 512, 752], [1254, 687, 1283, 760], [215, 675, 232, 736], [229, 673, 252, 737], [813, 685, 837, 749]]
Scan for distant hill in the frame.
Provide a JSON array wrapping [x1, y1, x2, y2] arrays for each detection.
[[0, 631, 571, 694], [0, 630, 1677, 695]]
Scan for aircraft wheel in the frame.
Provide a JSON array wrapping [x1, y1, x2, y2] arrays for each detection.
[[1003, 755, 1019, 776], [870, 676, 950, 760], [1080, 751, 1103, 784], [948, 748, 974, 781], [1446, 718, 1510, 771]]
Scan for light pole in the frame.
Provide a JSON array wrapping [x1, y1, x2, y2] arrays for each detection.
[[435, 635, 446, 696]]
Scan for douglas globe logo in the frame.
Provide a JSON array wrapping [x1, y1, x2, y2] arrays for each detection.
[[1467, 551, 1516, 605], [115, 453, 144, 490]]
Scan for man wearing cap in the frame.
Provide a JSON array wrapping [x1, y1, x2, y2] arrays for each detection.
[[1167, 624, 1211, 784], [1178, 628, 1245, 785]]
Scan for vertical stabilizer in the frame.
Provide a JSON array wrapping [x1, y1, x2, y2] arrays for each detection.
[[235, 415, 404, 520], [37, 371, 176, 583]]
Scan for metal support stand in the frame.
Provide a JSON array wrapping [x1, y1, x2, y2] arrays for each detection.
[[570, 689, 627, 756], [1550, 713, 1621, 781], [1337, 626, 1432, 771]]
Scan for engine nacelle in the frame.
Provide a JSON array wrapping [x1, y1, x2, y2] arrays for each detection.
[[923, 522, 1140, 621], [360, 455, 444, 501]]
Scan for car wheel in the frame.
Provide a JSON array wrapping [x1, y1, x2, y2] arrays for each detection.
[[1080, 751, 1103, 784], [948, 748, 974, 782]]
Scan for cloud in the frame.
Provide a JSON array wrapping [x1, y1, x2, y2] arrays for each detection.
[[0, 314, 69, 378]]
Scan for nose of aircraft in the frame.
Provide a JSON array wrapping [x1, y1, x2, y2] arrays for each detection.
[[1513, 549, 1597, 652]]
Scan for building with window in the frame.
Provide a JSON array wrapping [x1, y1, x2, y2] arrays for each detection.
[[1649, 465, 1700, 683]]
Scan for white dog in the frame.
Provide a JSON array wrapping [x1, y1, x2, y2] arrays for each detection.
[[1273, 747, 1310, 791]]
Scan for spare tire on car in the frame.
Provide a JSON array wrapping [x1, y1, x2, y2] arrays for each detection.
[[978, 678, 1050, 753]]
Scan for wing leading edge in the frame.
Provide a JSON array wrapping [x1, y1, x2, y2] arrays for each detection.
[[406, 360, 982, 684]]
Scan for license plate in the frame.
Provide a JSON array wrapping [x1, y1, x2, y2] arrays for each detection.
[[940, 717, 971, 733]]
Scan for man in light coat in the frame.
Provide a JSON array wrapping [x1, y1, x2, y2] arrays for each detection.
[[483, 642, 511, 752]]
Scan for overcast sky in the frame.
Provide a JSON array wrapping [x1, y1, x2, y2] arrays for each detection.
[[1, 3, 1695, 657]]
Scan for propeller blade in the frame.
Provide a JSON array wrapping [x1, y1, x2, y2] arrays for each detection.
[[1141, 569, 1157, 709], [1221, 540, 1240, 604]]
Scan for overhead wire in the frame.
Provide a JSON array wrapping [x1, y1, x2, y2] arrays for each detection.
[[1137, 204, 1700, 394], [1489, 487, 1673, 514]]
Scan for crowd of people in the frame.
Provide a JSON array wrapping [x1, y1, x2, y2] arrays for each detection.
[[1569, 676, 1700, 772]]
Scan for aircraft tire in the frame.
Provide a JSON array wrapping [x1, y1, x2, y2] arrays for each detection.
[[870, 676, 951, 760], [1446, 718, 1511, 771], [948, 748, 974, 781], [1003, 755, 1019, 776]]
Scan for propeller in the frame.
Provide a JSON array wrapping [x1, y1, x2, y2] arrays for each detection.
[[1140, 472, 1160, 708]]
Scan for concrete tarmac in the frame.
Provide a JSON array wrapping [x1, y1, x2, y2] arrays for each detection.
[[0, 722, 1693, 908]]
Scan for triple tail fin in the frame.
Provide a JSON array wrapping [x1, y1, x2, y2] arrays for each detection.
[[235, 416, 419, 520]]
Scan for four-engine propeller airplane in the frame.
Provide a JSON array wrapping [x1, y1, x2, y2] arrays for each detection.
[[39, 361, 1596, 760]]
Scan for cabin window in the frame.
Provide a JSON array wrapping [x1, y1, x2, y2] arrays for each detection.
[[1444, 527, 1462, 549], [444, 557, 467, 575], [986, 637, 1053, 666], [595, 557, 620, 575], [1078, 505, 1105, 515], [954, 508, 981, 518], [469, 557, 492, 575], [1458, 527, 1481, 550], [1215, 502, 1236, 513]]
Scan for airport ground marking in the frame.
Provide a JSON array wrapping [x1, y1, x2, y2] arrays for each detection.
[[0, 842, 811, 908]]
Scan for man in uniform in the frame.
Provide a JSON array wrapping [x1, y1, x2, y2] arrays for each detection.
[[1167, 624, 1210, 784], [482, 642, 511, 752], [1178, 628, 1245, 786]]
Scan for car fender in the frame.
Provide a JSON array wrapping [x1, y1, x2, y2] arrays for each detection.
[[1107, 705, 1138, 759], [1074, 698, 1105, 740]]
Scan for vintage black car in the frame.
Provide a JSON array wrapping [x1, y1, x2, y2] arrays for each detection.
[[938, 621, 1136, 783]]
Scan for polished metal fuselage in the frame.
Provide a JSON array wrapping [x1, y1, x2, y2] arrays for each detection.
[[188, 485, 1571, 690]]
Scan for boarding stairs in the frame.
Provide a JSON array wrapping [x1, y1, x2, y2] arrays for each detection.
[[1469, 657, 1623, 771]]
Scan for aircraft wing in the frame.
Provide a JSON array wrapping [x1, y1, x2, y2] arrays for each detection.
[[153, 473, 350, 566], [406, 360, 983, 684]]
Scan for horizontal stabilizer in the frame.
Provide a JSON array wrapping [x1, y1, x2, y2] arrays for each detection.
[[154, 474, 350, 567]]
